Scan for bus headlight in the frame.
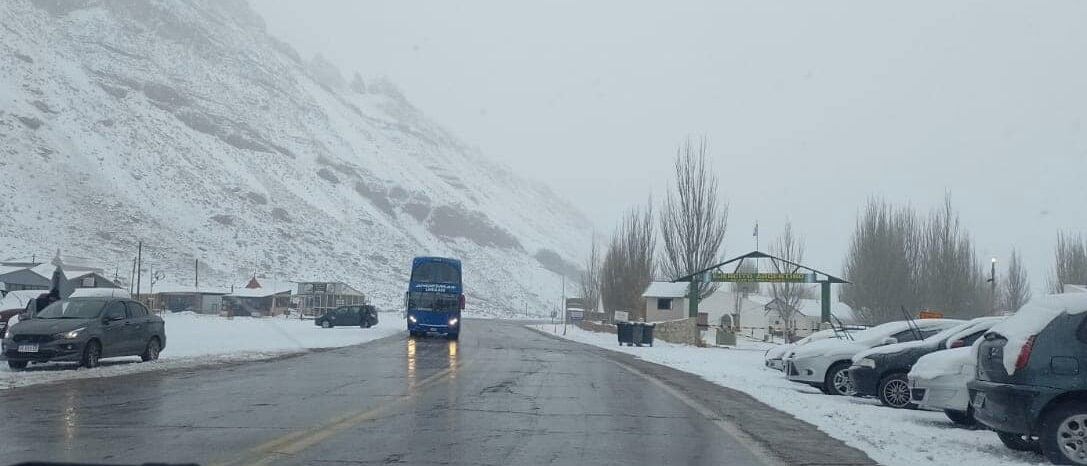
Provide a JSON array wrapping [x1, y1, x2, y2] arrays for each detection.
[[408, 315, 417, 323], [449, 318, 459, 326]]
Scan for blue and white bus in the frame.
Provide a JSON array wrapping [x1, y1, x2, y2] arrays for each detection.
[[405, 256, 463, 340]]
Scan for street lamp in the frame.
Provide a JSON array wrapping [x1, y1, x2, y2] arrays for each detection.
[[988, 257, 997, 314]]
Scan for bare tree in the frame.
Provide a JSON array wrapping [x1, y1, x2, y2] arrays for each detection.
[[769, 221, 814, 339], [1050, 232, 1087, 293], [600, 202, 656, 321], [840, 198, 922, 324], [578, 236, 602, 312], [659, 136, 729, 298], [1000, 249, 1031, 313], [917, 195, 986, 319]]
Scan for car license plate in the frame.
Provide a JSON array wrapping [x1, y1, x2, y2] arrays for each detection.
[[18, 344, 38, 353], [972, 392, 986, 409]]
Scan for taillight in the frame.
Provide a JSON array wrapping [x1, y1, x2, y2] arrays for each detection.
[[950, 339, 965, 348], [1015, 335, 1037, 370], [458, 294, 465, 310]]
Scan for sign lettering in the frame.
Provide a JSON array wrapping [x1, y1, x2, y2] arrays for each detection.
[[711, 272, 816, 283]]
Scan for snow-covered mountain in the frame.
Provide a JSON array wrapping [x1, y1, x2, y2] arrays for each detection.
[[0, 0, 591, 316]]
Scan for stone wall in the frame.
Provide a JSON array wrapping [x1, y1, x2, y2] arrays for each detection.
[[576, 320, 616, 334], [653, 317, 700, 345]]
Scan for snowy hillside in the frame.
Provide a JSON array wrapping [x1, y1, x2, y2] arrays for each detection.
[[0, 0, 591, 315]]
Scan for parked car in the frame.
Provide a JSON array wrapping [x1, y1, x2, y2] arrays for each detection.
[[765, 328, 858, 371], [0, 290, 44, 338], [785, 318, 963, 395], [908, 347, 978, 425], [970, 293, 1087, 463], [849, 316, 1002, 408], [1, 296, 166, 369], [315, 305, 379, 328]]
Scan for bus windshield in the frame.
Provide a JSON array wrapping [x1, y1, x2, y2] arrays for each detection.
[[411, 261, 461, 285], [407, 292, 460, 312]]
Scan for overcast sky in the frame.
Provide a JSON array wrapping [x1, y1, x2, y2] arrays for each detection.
[[254, 0, 1086, 290]]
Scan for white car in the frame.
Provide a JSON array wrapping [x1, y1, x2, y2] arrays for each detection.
[[907, 347, 977, 424], [784, 318, 963, 395], [764, 328, 857, 371]]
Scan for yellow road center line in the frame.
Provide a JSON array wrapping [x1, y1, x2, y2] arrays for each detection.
[[212, 360, 469, 466]]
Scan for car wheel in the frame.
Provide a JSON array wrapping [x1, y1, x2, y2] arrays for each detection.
[[878, 373, 916, 409], [944, 408, 976, 426], [997, 431, 1042, 453], [1040, 401, 1087, 464], [7, 360, 27, 370], [320, 320, 332, 328], [824, 362, 855, 396], [141, 337, 161, 362], [81, 340, 101, 368]]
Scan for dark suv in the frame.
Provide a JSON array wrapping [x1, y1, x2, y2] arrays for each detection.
[[315, 305, 379, 328], [850, 316, 1001, 408], [1, 297, 166, 369], [970, 294, 1087, 464]]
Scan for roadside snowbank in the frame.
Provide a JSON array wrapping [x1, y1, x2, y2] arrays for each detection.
[[530, 324, 1046, 466], [0, 312, 403, 390]]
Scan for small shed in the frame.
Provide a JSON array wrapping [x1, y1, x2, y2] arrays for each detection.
[[642, 281, 691, 323], [221, 278, 293, 317], [153, 285, 231, 314], [294, 281, 366, 317]]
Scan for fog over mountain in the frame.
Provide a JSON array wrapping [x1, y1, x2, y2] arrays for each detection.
[[0, 0, 591, 314]]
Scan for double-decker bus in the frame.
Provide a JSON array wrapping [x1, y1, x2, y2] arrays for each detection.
[[405, 256, 463, 339]]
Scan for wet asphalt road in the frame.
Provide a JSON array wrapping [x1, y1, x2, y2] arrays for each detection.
[[0, 320, 874, 466]]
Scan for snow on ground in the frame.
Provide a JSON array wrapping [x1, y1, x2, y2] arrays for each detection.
[[530, 325, 1048, 466], [0, 312, 403, 390]]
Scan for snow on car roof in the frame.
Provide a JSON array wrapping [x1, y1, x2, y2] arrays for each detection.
[[942, 316, 1003, 349], [989, 292, 1087, 375], [909, 346, 974, 380], [0, 289, 45, 310]]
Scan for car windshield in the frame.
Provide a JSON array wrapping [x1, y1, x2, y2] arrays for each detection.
[[35, 299, 106, 319]]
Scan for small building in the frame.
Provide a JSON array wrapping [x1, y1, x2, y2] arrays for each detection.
[[294, 281, 366, 317], [153, 285, 231, 314], [0, 262, 119, 293], [221, 277, 293, 317], [642, 281, 691, 322], [641, 281, 858, 340]]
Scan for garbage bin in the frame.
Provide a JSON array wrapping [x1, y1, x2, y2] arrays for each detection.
[[641, 323, 655, 347], [631, 323, 644, 346], [617, 321, 634, 346]]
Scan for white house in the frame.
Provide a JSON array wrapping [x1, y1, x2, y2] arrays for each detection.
[[641, 281, 858, 340], [642, 281, 690, 322]]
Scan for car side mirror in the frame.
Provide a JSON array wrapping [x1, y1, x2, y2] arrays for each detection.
[[880, 337, 898, 346]]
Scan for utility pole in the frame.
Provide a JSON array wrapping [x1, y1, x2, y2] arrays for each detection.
[[989, 257, 997, 314], [562, 275, 567, 336], [195, 259, 199, 290], [136, 241, 143, 299], [130, 257, 137, 294]]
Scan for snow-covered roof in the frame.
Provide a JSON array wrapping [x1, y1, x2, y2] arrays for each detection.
[[227, 287, 292, 298], [29, 263, 56, 280], [794, 298, 857, 323], [153, 284, 232, 295], [0, 265, 26, 276], [70, 288, 132, 299], [642, 281, 690, 298]]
